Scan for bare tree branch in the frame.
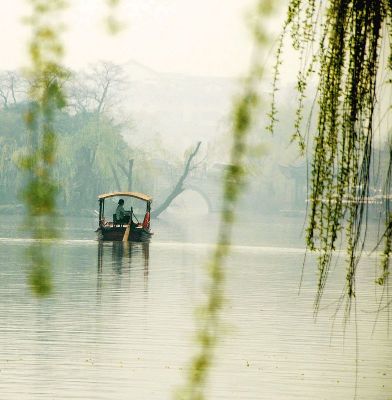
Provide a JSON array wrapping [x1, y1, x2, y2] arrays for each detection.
[[0, 71, 27, 108], [151, 141, 202, 219], [66, 62, 127, 115]]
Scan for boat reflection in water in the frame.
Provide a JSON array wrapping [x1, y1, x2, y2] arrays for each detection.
[[97, 241, 150, 291]]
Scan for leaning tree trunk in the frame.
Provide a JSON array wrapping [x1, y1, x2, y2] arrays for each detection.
[[118, 159, 134, 191], [109, 160, 122, 191], [151, 141, 201, 219]]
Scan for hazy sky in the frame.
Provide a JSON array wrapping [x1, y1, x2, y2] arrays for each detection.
[[0, 0, 261, 77]]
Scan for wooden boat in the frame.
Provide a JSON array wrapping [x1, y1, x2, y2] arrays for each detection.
[[96, 191, 153, 242]]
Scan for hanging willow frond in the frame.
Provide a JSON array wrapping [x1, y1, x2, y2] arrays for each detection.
[[19, 0, 68, 296], [175, 2, 277, 399], [270, 0, 392, 311], [104, 0, 125, 34]]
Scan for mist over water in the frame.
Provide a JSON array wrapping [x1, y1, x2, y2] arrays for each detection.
[[0, 214, 390, 399], [0, 2, 390, 399]]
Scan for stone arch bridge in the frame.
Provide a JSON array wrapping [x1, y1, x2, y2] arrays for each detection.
[[150, 160, 228, 213], [154, 173, 223, 213]]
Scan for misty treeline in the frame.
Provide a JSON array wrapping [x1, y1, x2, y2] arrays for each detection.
[[0, 63, 316, 216], [0, 62, 189, 214]]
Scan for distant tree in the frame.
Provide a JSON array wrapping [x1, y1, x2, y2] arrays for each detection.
[[0, 69, 136, 212], [0, 71, 27, 109], [65, 62, 133, 191], [152, 141, 202, 219], [55, 111, 125, 209], [66, 61, 127, 116], [0, 103, 30, 203]]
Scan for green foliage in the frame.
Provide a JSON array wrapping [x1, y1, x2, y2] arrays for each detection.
[[27, 246, 53, 296], [0, 105, 137, 211], [175, 2, 276, 399], [19, 0, 68, 295], [269, 0, 392, 311], [104, 0, 124, 34]]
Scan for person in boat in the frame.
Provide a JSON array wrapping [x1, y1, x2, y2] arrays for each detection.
[[115, 199, 131, 224]]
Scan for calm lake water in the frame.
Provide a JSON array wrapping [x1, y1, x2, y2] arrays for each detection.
[[0, 213, 391, 399]]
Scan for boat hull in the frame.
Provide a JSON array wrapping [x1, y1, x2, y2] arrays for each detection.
[[97, 226, 152, 242]]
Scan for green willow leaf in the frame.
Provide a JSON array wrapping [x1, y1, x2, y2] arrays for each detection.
[[269, 0, 392, 312]]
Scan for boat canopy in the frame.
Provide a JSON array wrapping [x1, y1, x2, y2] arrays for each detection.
[[98, 191, 152, 202]]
